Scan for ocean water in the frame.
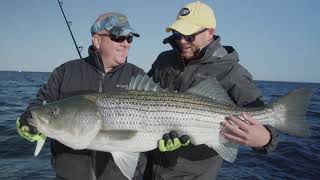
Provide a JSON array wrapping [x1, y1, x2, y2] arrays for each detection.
[[0, 71, 319, 180]]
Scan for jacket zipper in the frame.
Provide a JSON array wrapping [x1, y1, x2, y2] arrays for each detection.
[[175, 62, 193, 91], [174, 59, 187, 91], [99, 72, 105, 92], [175, 60, 201, 91], [92, 71, 105, 178], [175, 72, 184, 90]]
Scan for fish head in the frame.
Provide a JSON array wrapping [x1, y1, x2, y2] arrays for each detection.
[[30, 95, 102, 149]]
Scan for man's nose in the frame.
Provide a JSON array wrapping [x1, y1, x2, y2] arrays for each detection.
[[177, 36, 189, 44]]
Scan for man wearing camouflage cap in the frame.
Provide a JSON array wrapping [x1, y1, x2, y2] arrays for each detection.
[[17, 12, 146, 180]]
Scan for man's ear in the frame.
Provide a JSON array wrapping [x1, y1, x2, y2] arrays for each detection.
[[207, 28, 215, 36], [92, 34, 101, 50]]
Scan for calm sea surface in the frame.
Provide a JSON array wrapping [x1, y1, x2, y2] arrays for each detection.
[[0, 71, 319, 180]]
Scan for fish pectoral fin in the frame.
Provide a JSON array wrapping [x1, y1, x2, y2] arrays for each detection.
[[192, 133, 239, 163], [34, 136, 46, 157], [111, 152, 140, 180], [100, 130, 138, 141], [208, 141, 239, 163]]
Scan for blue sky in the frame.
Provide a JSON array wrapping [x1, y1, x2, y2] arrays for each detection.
[[0, 0, 319, 83]]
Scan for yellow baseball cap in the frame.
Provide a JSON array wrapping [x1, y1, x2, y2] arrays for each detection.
[[166, 1, 216, 35]]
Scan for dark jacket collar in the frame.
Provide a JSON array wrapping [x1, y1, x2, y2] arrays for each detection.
[[86, 45, 125, 73]]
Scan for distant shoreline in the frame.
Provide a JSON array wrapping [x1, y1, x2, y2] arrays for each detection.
[[0, 70, 318, 84], [0, 70, 50, 73]]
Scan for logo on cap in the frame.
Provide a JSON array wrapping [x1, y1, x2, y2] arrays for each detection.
[[118, 16, 127, 23], [179, 8, 190, 16]]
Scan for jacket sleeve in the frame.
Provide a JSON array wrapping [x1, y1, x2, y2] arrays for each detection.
[[147, 56, 161, 82], [253, 124, 279, 153], [147, 53, 183, 90], [227, 65, 263, 106], [20, 65, 65, 119], [126, 62, 146, 77], [228, 65, 278, 153]]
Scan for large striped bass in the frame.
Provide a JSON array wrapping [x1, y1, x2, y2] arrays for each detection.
[[30, 75, 311, 179]]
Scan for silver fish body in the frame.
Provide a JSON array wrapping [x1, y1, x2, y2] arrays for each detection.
[[30, 75, 311, 179], [88, 90, 274, 151]]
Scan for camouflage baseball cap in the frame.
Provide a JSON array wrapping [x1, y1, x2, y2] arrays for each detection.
[[91, 12, 139, 37]]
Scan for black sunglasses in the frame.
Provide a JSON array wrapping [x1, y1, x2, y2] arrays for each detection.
[[98, 34, 133, 43], [172, 29, 208, 43]]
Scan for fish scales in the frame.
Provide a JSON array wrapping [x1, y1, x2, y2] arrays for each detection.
[[92, 91, 222, 133], [86, 91, 276, 133]]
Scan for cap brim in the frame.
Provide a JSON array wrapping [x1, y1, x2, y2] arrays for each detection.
[[108, 27, 140, 37], [130, 32, 140, 37], [166, 19, 203, 35], [121, 27, 140, 37]]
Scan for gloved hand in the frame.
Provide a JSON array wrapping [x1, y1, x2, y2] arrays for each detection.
[[158, 131, 191, 152], [16, 113, 44, 142]]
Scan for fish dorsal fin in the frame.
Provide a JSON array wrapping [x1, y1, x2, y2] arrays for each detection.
[[128, 74, 164, 91], [186, 77, 236, 106], [128, 74, 140, 90], [112, 152, 140, 180]]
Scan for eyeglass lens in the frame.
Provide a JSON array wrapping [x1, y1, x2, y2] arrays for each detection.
[[98, 34, 133, 43], [110, 35, 133, 43], [172, 29, 207, 43], [173, 32, 195, 42]]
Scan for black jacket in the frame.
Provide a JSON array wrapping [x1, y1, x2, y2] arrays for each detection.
[[145, 35, 278, 179], [149, 36, 263, 106], [21, 46, 145, 180]]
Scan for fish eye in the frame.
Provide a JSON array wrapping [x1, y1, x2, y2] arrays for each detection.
[[50, 106, 59, 116]]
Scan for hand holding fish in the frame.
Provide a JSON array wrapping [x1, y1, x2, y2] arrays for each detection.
[[220, 112, 271, 148], [16, 115, 44, 143], [158, 131, 191, 152]]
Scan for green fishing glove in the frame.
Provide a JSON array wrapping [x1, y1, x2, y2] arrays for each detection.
[[16, 115, 44, 142], [158, 131, 191, 152]]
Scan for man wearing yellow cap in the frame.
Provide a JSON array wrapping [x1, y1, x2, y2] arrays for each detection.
[[146, 1, 278, 179]]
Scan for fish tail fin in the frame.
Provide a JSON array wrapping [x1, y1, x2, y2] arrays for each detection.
[[273, 88, 312, 137]]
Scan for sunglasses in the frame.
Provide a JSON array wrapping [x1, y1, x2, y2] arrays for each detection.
[[172, 29, 208, 43], [98, 34, 133, 43]]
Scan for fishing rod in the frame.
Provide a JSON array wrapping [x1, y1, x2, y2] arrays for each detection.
[[57, 0, 83, 58]]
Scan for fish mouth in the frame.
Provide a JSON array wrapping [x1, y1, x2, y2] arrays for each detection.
[[32, 109, 49, 123], [30, 110, 65, 137], [29, 110, 38, 127]]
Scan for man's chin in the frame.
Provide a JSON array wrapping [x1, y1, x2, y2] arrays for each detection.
[[116, 58, 127, 65], [181, 53, 194, 60]]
